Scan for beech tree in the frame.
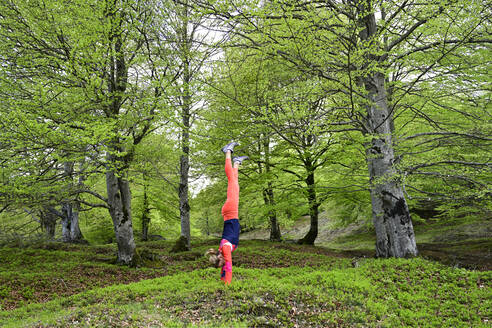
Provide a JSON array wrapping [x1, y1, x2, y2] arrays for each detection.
[[0, 0, 489, 260], [196, 0, 490, 256], [168, 0, 207, 251], [0, 0, 174, 264]]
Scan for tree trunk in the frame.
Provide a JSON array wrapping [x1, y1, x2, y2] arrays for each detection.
[[174, 3, 192, 252], [40, 208, 56, 239], [61, 203, 72, 242], [141, 180, 150, 241], [263, 185, 281, 242], [61, 161, 85, 243], [177, 144, 191, 250], [262, 136, 281, 241], [298, 167, 318, 245], [205, 208, 210, 236], [363, 73, 418, 257], [70, 206, 84, 243], [102, 3, 136, 264], [72, 160, 86, 243], [106, 164, 137, 265], [60, 202, 85, 243], [357, 2, 417, 257], [61, 161, 73, 242]]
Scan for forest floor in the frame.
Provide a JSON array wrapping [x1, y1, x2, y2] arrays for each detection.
[[242, 213, 492, 271], [0, 217, 490, 327]]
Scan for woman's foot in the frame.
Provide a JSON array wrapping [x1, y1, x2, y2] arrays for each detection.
[[222, 141, 239, 153], [233, 156, 249, 164]]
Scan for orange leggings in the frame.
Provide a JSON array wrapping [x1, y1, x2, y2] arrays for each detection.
[[220, 157, 240, 284], [221, 158, 239, 221]]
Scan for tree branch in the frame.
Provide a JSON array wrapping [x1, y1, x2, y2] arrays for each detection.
[[78, 199, 110, 210], [401, 132, 492, 142], [407, 161, 491, 173]]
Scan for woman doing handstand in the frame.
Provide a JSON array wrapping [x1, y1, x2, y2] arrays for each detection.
[[206, 141, 248, 284]]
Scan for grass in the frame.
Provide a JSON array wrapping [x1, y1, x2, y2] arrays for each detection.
[[0, 240, 350, 311], [0, 239, 490, 327]]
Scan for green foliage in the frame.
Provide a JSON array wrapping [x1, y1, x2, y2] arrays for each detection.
[[203, 0, 490, 232], [80, 214, 114, 245], [130, 133, 182, 239], [0, 0, 490, 256]]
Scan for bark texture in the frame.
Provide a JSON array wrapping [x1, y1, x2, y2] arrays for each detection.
[[363, 76, 418, 257], [69, 207, 84, 242], [60, 203, 71, 242], [60, 203, 85, 243], [106, 166, 136, 265], [61, 162, 85, 243], [178, 140, 191, 250], [356, 1, 417, 257], [61, 203, 72, 243], [103, 6, 138, 265], [175, 3, 192, 251]]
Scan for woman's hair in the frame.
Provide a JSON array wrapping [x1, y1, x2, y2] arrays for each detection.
[[205, 248, 224, 268]]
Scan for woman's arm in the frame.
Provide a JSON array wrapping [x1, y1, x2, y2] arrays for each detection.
[[220, 244, 233, 284]]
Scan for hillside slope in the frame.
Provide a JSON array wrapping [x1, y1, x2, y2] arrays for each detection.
[[0, 240, 490, 327], [241, 212, 492, 270]]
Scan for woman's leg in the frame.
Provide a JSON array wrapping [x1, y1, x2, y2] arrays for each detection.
[[221, 151, 239, 220]]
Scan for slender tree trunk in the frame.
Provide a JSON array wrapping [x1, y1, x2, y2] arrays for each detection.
[[356, 2, 417, 257], [141, 180, 150, 241], [106, 156, 137, 265], [70, 205, 84, 243], [102, 2, 137, 263], [267, 192, 281, 242], [263, 137, 281, 241], [257, 135, 281, 241], [61, 161, 74, 242], [178, 131, 191, 250], [205, 209, 210, 236], [174, 2, 192, 252], [40, 208, 56, 239], [61, 203, 72, 242], [60, 161, 85, 243], [71, 160, 86, 243], [263, 185, 281, 241], [298, 166, 319, 245]]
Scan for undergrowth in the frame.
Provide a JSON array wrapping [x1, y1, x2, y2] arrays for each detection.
[[0, 240, 490, 327]]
